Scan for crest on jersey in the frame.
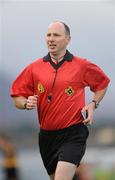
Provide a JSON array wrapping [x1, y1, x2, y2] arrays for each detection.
[[38, 83, 44, 93], [65, 86, 74, 96]]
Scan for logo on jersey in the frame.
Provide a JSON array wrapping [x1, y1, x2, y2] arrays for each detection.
[[38, 83, 44, 93], [65, 86, 74, 96]]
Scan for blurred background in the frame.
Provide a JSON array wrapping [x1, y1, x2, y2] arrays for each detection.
[[0, 0, 115, 179]]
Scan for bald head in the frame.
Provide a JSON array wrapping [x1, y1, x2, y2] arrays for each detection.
[[48, 21, 70, 37]]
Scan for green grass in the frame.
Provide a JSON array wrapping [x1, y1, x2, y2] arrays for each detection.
[[93, 169, 115, 180]]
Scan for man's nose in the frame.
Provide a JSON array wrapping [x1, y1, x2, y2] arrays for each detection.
[[48, 35, 55, 41]]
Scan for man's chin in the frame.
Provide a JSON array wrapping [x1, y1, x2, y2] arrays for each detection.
[[49, 49, 57, 54]]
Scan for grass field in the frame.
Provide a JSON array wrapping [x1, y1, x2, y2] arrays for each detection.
[[93, 169, 115, 180]]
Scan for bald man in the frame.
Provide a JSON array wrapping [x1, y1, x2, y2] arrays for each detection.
[[11, 21, 110, 180]]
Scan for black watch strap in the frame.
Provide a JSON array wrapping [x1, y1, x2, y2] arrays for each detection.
[[91, 100, 99, 109]]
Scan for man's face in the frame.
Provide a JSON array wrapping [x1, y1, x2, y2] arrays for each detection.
[[46, 22, 70, 55]]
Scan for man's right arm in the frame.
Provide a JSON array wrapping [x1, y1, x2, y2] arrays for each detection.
[[12, 95, 38, 110]]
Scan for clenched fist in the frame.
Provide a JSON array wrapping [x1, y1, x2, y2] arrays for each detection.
[[25, 95, 38, 110]]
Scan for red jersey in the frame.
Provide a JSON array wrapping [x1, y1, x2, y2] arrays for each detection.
[[11, 51, 110, 130]]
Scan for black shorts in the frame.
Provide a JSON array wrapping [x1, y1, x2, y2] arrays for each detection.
[[38, 123, 89, 175]]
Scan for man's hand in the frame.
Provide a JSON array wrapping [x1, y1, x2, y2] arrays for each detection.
[[81, 88, 108, 125], [81, 102, 95, 125], [12, 95, 38, 110], [26, 95, 38, 110], [25, 95, 38, 110]]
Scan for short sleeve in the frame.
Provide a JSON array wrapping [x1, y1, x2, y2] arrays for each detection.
[[11, 64, 34, 97], [84, 61, 110, 92]]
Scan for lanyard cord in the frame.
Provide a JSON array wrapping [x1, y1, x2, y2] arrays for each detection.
[[48, 69, 58, 102]]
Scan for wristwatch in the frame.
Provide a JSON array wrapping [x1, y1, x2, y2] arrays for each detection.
[[91, 100, 99, 109], [24, 101, 29, 110]]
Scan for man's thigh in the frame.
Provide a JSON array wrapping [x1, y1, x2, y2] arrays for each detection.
[[54, 161, 76, 180]]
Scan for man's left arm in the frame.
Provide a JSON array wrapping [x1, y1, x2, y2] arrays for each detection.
[[81, 87, 108, 125]]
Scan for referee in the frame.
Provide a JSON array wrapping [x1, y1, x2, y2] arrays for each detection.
[[11, 21, 110, 180]]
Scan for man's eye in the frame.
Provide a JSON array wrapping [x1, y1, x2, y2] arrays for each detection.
[[47, 34, 51, 37]]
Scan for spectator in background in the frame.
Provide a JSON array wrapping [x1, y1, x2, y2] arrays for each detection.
[[0, 135, 19, 180]]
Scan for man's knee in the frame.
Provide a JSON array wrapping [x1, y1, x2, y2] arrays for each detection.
[[54, 161, 76, 180]]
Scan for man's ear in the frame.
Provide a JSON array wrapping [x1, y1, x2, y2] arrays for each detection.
[[66, 35, 71, 44]]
